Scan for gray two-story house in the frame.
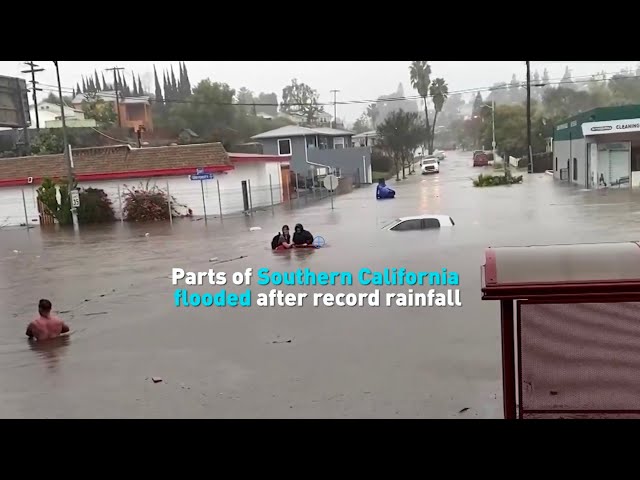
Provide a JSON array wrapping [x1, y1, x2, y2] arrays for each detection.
[[251, 125, 373, 184]]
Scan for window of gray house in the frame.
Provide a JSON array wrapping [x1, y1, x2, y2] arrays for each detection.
[[306, 136, 317, 148], [278, 139, 291, 155], [319, 137, 329, 149], [333, 137, 345, 149]]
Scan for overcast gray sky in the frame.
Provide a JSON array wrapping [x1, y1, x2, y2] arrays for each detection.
[[1, 61, 637, 123]]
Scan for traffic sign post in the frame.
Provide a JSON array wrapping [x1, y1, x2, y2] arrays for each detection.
[[71, 190, 80, 208], [190, 168, 213, 225]]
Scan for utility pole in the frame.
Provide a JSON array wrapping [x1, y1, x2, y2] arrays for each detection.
[[53, 61, 79, 232], [105, 66, 125, 127], [526, 61, 532, 173], [330, 89, 340, 128], [21, 61, 44, 130]]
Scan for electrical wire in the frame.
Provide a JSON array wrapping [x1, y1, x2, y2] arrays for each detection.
[[34, 71, 640, 109]]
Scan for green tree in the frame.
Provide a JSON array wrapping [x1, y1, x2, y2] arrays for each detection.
[[409, 61, 432, 153], [428, 78, 449, 152], [256, 92, 278, 116], [236, 87, 256, 114], [280, 79, 324, 124], [81, 92, 117, 127], [167, 79, 236, 141], [608, 69, 640, 105], [31, 131, 65, 155], [377, 110, 422, 181], [352, 113, 370, 134]]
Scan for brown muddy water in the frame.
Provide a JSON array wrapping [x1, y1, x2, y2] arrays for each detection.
[[2, 151, 639, 418]]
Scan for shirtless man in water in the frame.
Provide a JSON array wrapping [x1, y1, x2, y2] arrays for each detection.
[[26, 299, 70, 341]]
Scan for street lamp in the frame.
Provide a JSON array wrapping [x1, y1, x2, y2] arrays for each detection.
[[473, 101, 497, 161], [53, 61, 79, 231]]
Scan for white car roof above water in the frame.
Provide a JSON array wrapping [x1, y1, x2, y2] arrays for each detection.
[[396, 214, 453, 223]]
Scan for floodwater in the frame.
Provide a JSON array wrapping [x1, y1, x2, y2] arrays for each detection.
[[2, 151, 640, 418]]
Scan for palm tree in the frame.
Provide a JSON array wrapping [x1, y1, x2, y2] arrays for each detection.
[[409, 61, 432, 153], [428, 78, 449, 153]]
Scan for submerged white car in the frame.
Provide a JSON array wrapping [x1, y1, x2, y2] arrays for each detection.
[[421, 157, 440, 174], [383, 215, 455, 231]]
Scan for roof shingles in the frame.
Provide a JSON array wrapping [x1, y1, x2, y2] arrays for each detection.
[[0, 143, 232, 187]]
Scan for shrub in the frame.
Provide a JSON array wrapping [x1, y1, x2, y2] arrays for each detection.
[[473, 173, 523, 187], [77, 188, 115, 224], [37, 178, 74, 225], [38, 179, 117, 225], [122, 182, 185, 222], [371, 149, 393, 173]]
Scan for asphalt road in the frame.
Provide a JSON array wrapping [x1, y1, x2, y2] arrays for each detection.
[[2, 150, 639, 418]]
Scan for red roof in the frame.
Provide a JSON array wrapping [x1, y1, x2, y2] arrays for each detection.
[[0, 143, 234, 188]]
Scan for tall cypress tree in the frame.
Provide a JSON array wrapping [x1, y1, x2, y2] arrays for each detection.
[[154, 65, 164, 104], [122, 73, 130, 96], [94, 70, 101, 91], [102, 73, 109, 91], [170, 66, 178, 99], [88, 77, 96, 92], [75, 82, 81, 97], [132, 72, 139, 96], [178, 62, 186, 99], [164, 70, 171, 102], [182, 62, 191, 96], [82, 76, 87, 93], [138, 75, 144, 96]]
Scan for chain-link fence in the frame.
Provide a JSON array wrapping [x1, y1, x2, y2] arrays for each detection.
[[1, 167, 367, 228]]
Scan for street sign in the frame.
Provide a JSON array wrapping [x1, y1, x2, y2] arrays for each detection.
[[71, 190, 80, 208], [323, 174, 339, 191], [190, 173, 214, 181]]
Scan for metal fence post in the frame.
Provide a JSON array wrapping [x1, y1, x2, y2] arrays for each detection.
[[217, 179, 223, 221], [269, 173, 274, 213], [21, 189, 29, 227], [247, 179, 254, 215], [166, 181, 173, 226], [117, 184, 124, 222], [201, 179, 208, 225]]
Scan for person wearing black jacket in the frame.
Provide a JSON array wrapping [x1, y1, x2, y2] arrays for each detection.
[[271, 225, 292, 250], [292, 223, 314, 246]]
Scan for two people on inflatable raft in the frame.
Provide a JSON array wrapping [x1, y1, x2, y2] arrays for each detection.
[[271, 223, 314, 250]]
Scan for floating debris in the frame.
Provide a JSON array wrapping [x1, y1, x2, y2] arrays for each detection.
[[459, 407, 470, 413], [151, 377, 163, 383], [249, 226, 262, 231], [209, 257, 219, 262], [210, 255, 248, 265]]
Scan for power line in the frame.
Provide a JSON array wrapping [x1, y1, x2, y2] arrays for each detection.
[[35, 71, 640, 111]]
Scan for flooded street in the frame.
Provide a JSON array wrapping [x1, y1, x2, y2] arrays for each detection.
[[2, 150, 640, 418]]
